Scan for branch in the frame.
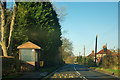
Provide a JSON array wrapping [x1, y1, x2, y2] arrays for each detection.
[[0, 2, 2, 9], [0, 3, 2, 43], [7, 2, 18, 49], [0, 41, 1, 46]]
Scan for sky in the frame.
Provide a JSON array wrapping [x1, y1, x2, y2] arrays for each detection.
[[6, 1, 118, 56], [53, 2, 118, 56]]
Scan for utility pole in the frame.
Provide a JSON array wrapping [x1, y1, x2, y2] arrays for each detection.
[[84, 45, 85, 65], [95, 34, 97, 66], [79, 52, 80, 57], [84, 45, 85, 58], [106, 43, 107, 54]]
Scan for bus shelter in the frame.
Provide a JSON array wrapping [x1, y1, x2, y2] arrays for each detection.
[[17, 41, 41, 71]]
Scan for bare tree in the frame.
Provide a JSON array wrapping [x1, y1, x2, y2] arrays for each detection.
[[52, 3, 67, 22]]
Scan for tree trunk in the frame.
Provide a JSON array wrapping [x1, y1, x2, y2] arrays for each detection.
[[0, 2, 18, 56], [1, 42, 7, 56], [7, 3, 18, 55], [0, 2, 8, 56], [7, 3, 17, 50]]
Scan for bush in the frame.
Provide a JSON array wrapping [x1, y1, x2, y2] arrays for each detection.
[[100, 54, 116, 69], [2, 56, 16, 76]]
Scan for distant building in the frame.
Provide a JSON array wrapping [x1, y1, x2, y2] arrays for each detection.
[[88, 45, 112, 63]]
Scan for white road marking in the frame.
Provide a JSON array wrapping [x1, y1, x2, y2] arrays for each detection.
[[74, 65, 88, 80], [74, 66, 81, 76]]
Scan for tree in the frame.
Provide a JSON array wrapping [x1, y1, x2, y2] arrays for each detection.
[[12, 2, 62, 66], [53, 5, 67, 22], [0, 1, 18, 56], [77, 56, 82, 64], [60, 37, 74, 63], [86, 56, 95, 66]]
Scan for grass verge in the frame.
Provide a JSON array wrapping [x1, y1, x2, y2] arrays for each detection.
[[89, 67, 119, 77]]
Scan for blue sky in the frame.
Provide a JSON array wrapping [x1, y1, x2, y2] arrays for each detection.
[[53, 2, 118, 56], [6, 2, 118, 56]]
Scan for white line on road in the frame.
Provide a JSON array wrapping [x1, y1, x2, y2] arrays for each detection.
[[74, 65, 88, 80], [74, 66, 81, 76]]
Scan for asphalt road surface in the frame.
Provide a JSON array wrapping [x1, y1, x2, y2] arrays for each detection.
[[44, 64, 119, 80]]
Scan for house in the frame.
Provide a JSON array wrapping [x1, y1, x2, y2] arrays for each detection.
[[88, 45, 112, 63]]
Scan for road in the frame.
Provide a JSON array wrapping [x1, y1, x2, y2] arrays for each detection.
[[44, 64, 119, 80]]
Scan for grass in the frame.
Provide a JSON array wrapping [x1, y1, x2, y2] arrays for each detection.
[[105, 68, 119, 73], [89, 67, 119, 77]]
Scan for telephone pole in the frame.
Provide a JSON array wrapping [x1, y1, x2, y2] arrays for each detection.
[[84, 45, 85, 65], [95, 34, 97, 66], [84, 45, 85, 58], [79, 52, 81, 57]]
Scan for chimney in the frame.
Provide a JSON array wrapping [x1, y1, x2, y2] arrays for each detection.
[[92, 50, 95, 55], [92, 50, 94, 53], [113, 50, 115, 53], [103, 45, 107, 53]]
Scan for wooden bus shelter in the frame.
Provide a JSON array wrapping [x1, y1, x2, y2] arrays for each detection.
[[17, 41, 41, 71]]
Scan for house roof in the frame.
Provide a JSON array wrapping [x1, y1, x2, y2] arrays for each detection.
[[88, 49, 112, 57], [17, 41, 41, 49], [89, 52, 95, 56], [97, 49, 111, 54], [88, 50, 95, 56]]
